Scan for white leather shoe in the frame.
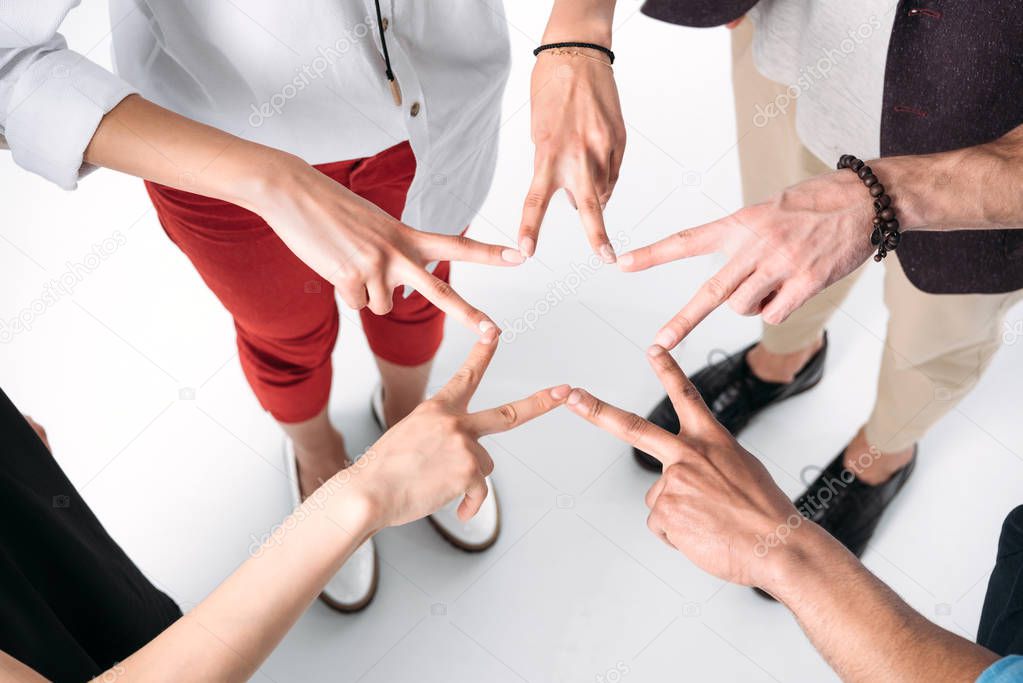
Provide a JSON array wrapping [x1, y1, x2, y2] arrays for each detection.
[[283, 438, 378, 612], [371, 385, 500, 552]]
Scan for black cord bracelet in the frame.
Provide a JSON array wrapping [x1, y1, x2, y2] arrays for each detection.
[[534, 42, 615, 64], [837, 154, 901, 262]]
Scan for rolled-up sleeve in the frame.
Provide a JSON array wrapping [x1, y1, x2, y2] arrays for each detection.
[[0, 2, 137, 189]]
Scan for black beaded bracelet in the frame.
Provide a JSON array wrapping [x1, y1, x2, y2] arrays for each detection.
[[534, 42, 615, 64], [837, 154, 901, 262]]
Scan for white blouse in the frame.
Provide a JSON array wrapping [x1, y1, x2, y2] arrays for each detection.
[[0, 0, 511, 236]]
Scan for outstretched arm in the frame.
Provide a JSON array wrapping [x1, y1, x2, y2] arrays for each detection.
[[566, 346, 1000, 682], [621, 123, 1023, 348], [1, 332, 567, 681], [1, 4, 519, 333], [520, 0, 626, 262]]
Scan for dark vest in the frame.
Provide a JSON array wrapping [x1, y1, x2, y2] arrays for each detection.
[[641, 0, 1023, 294]]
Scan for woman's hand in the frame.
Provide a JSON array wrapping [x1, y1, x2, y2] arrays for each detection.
[[565, 345, 802, 590], [352, 328, 569, 529], [256, 156, 524, 333], [619, 169, 875, 348], [520, 17, 626, 263]]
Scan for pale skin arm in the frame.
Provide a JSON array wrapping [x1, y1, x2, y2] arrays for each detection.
[[84, 95, 522, 330], [1, 332, 569, 682], [620, 123, 1023, 348], [521, 0, 626, 262], [565, 346, 1000, 683]]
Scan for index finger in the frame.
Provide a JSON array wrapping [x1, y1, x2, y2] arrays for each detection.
[[518, 172, 555, 258], [653, 257, 754, 349], [565, 388, 682, 465], [402, 264, 495, 334], [617, 221, 722, 272], [417, 232, 525, 267], [645, 345, 717, 435], [435, 328, 500, 407], [465, 385, 570, 436]]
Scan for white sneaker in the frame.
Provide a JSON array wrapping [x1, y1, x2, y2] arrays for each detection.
[[371, 385, 500, 552], [283, 438, 378, 612]]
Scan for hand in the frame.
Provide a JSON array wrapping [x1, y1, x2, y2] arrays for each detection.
[[565, 345, 803, 590], [619, 170, 875, 348], [354, 327, 569, 528], [520, 46, 626, 263], [256, 155, 524, 333]]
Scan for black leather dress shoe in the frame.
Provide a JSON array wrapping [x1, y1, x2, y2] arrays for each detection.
[[796, 445, 917, 558], [752, 445, 918, 601], [633, 333, 828, 471]]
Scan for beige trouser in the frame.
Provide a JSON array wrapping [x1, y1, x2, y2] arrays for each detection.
[[730, 20, 1023, 452]]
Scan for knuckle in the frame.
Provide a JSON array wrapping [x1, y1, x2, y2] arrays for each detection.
[[498, 403, 519, 426], [431, 279, 455, 300], [454, 366, 479, 387], [623, 412, 648, 439], [671, 314, 694, 336], [524, 192, 548, 209], [727, 293, 755, 316], [703, 276, 728, 302], [578, 196, 602, 215], [586, 398, 604, 421]]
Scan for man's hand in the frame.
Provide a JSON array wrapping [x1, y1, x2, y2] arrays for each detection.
[[565, 345, 802, 590], [356, 328, 569, 528], [519, 3, 626, 263], [257, 155, 523, 333], [619, 170, 875, 349]]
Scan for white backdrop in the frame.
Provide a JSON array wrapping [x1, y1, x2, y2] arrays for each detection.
[[2, 3, 1022, 682]]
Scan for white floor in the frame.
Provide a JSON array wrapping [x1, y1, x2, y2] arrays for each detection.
[[3, 4, 1023, 682]]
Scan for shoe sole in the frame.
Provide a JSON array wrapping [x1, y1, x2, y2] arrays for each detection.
[[427, 487, 501, 553], [316, 549, 380, 614]]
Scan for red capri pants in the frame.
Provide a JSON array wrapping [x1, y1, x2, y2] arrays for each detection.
[[146, 141, 448, 423]]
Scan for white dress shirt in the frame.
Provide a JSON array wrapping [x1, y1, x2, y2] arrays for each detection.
[[0, 1, 511, 236], [747, 0, 896, 165]]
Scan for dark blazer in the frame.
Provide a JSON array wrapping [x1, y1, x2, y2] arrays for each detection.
[[641, 0, 1023, 294]]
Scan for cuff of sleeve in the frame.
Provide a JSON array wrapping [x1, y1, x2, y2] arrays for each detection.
[[5, 49, 137, 190]]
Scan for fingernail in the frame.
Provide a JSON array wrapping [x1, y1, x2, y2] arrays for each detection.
[[478, 320, 498, 341], [599, 245, 617, 264], [567, 389, 584, 405], [618, 252, 634, 268], [654, 329, 677, 348], [502, 248, 525, 264], [647, 344, 665, 357], [519, 236, 535, 258], [551, 385, 570, 400]]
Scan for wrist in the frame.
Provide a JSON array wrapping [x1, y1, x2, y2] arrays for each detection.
[[756, 522, 846, 602], [868, 155, 936, 232], [225, 145, 314, 216], [542, 2, 614, 46]]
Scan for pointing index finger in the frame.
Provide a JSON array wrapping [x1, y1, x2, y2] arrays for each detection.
[[565, 388, 681, 466], [435, 327, 500, 407]]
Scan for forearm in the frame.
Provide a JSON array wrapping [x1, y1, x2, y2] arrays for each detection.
[[769, 524, 997, 683], [873, 124, 1023, 232], [104, 482, 381, 682], [84, 94, 302, 214], [543, 0, 617, 44]]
